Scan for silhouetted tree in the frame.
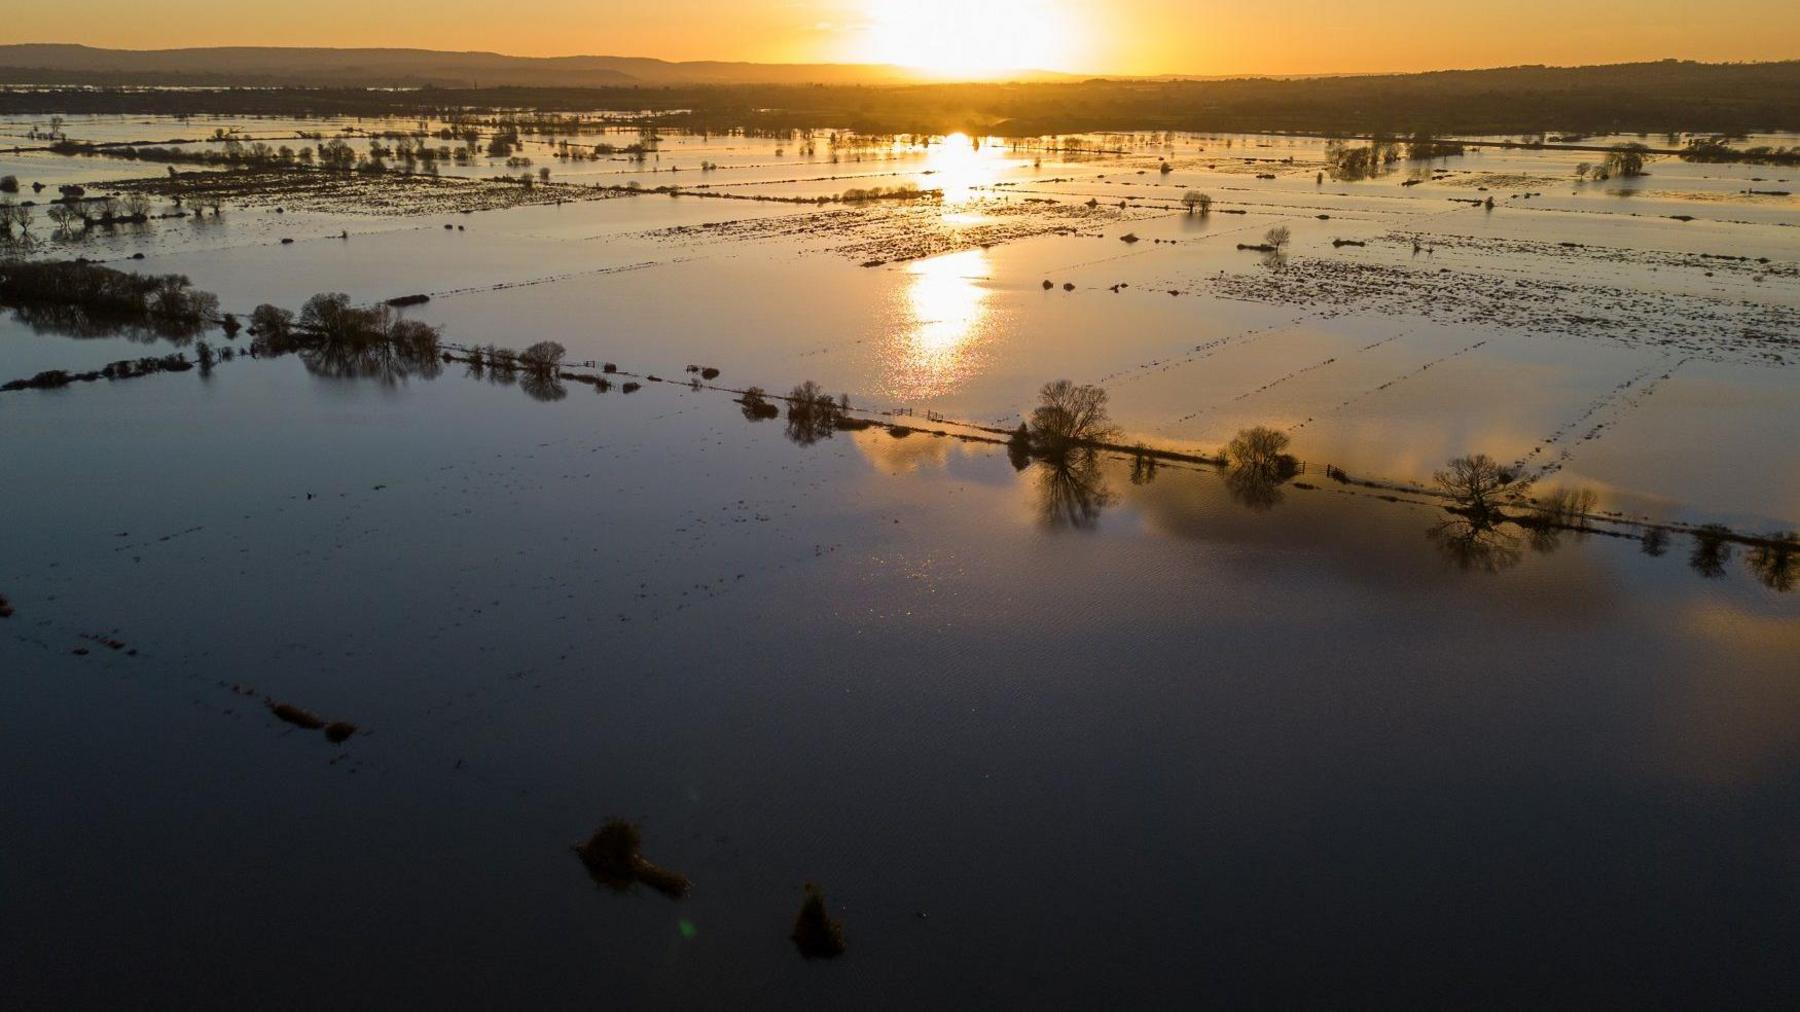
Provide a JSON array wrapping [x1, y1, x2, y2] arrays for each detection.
[[1603, 143, 1650, 178], [1027, 380, 1118, 457], [1225, 426, 1294, 477], [249, 303, 294, 341], [784, 379, 841, 445], [1434, 454, 1524, 518], [738, 386, 780, 420], [519, 340, 566, 375]]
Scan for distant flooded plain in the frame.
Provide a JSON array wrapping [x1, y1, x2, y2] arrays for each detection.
[[3, 116, 1797, 1007]]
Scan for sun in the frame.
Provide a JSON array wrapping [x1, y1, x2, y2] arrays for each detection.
[[854, 0, 1079, 79]]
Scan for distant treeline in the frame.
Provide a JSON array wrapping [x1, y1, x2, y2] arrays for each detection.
[[2, 61, 1796, 136]]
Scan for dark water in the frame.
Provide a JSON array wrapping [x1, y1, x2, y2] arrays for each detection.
[[2, 357, 1795, 1009]]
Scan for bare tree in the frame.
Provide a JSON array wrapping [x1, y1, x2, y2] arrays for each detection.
[[1182, 190, 1213, 215], [1433, 454, 1524, 517], [1027, 380, 1118, 456], [46, 203, 83, 231], [1263, 225, 1291, 249]]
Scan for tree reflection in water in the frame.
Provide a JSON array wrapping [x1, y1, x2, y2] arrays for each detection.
[[519, 370, 567, 402], [1035, 448, 1116, 530], [1746, 533, 1796, 592], [1688, 525, 1733, 579], [298, 339, 442, 387], [1427, 513, 1525, 574], [8, 301, 208, 343], [1224, 466, 1287, 511]]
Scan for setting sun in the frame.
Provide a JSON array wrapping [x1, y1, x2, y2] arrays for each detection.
[[852, 0, 1081, 77]]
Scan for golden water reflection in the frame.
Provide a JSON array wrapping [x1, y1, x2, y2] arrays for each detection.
[[882, 248, 994, 403]]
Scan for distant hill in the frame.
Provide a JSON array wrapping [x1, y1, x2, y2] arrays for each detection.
[[0, 44, 1074, 87], [3, 56, 1795, 136]]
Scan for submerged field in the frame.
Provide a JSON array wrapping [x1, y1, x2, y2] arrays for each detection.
[[3, 115, 1797, 1007]]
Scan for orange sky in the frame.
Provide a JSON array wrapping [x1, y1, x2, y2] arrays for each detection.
[[3, 1, 1796, 76]]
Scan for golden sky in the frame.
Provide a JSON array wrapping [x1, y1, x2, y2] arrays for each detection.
[[3, 1, 1796, 76]]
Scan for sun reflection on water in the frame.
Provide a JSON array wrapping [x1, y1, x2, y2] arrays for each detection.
[[883, 248, 994, 403]]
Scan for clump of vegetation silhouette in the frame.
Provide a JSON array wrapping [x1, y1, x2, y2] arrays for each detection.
[[249, 303, 293, 339], [1026, 380, 1118, 459], [266, 701, 326, 730], [1222, 426, 1300, 511], [1603, 143, 1651, 178], [1324, 137, 1399, 180], [1640, 527, 1670, 557], [1747, 533, 1797, 592], [323, 721, 357, 743], [1689, 525, 1733, 578], [785, 380, 845, 445], [0, 201, 35, 240], [739, 386, 780, 420], [519, 340, 566, 375], [1182, 190, 1213, 215], [1433, 454, 1527, 520], [1130, 446, 1160, 485], [1225, 426, 1296, 478], [0, 259, 218, 332], [0, 175, 17, 194], [0, 593, 13, 618], [247, 292, 442, 385], [838, 183, 934, 203], [574, 820, 690, 899], [790, 883, 846, 958], [1533, 487, 1597, 527]]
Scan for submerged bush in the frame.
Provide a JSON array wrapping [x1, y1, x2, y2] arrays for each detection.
[[790, 883, 847, 958], [574, 819, 690, 898], [739, 386, 780, 420]]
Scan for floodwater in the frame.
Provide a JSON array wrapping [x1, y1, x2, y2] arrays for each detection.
[[3, 117, 1798, 1008]]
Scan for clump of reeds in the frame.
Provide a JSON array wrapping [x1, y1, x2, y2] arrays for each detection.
[[0, 593, 13, 618], [323, 721, 357, 743], [573, 819, 691, 898], [790, 883, 846, 958], [267, 700, 325, 730]]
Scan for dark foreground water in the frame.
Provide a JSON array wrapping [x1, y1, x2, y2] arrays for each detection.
[[2, 355, 1795, 1009]]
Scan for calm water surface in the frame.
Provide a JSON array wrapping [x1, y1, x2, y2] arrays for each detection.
[[2, 357, 1795, 1008]]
